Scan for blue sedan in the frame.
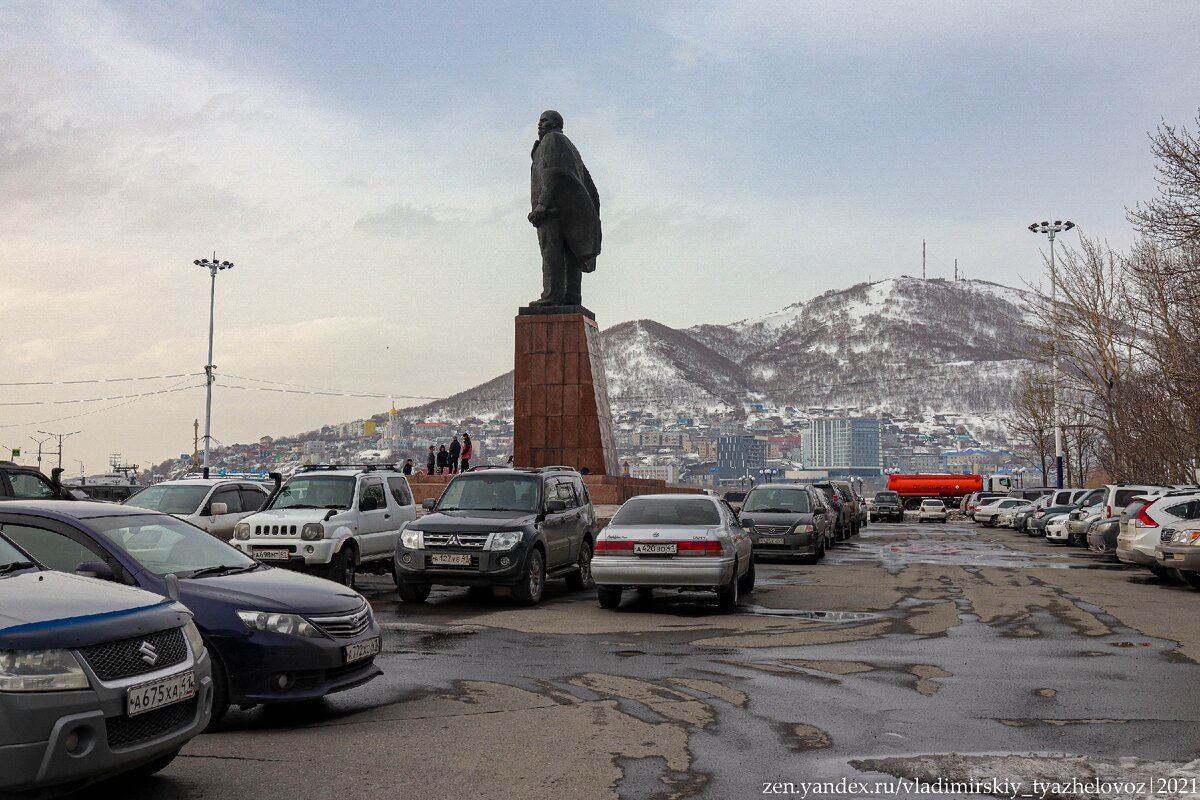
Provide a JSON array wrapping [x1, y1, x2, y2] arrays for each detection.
[[0, 501, 382, 725]]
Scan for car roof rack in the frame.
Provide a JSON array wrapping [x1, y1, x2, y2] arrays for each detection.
[[299, 464, 399, 473]]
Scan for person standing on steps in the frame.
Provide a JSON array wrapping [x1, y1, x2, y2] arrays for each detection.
[[436, 445, 449, 475], [448, 434, 462, 474], [460, 433, 473, 472], [426, 445, 436, 476], [402, 459, 414, 475]]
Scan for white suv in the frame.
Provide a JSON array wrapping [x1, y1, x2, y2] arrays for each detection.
[[1117, 490, 1200, 576], [232, 465, 417, 586]]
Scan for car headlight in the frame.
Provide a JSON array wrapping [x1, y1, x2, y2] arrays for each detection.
[[791, 523, 814, 534], [487, 531, 523, 551], [1175, 530, 1200, 545], [0, 649, 89, 692], [236, 610, 322, 638], [183, 620, 205, 657], [234, 522, 251, 540], [301, 523, 323, 541], [400, 528, 423, 549]]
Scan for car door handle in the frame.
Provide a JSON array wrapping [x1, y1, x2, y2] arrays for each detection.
[[384, 513, 391, 519]]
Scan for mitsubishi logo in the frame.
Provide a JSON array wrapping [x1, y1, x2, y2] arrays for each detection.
[[138, 641, 160, 666], [447, 535, 462, 547]]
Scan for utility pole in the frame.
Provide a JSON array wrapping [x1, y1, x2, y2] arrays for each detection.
[[922, 239, 926, 280], [954, 258, 958, 281], [193, 419, 200, 467], [1028, 219, 1076, 490], [28, 434, 52, 471], [38, 430, 80, 469]]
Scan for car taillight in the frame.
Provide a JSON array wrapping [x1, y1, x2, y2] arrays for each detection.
[[593, 540, 633, 555], [1106, 505, 1112, 518], [676, 541, 724, 556], [1136, 506, 1158, 528]]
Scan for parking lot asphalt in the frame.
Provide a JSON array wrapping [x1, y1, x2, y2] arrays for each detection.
[[120, 520, 1200, 800]]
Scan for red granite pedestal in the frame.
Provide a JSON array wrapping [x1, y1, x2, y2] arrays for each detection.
[[513, 313, 618, 475]]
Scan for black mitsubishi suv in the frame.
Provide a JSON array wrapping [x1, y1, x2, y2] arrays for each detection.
[[0, 462, 77, 501], [393, 467, 597, 605]]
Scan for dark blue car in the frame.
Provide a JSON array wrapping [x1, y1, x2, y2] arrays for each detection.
[[0, 501, 382, 724]]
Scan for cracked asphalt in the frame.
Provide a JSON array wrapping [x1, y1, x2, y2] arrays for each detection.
[[119, 519, 1200, 800]]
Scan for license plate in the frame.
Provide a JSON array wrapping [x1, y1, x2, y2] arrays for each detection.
[[344, 637, 381, 664], [1173, 553, 1186, 561], [430, 553, 472, 566], [757, 536, 787, 545], [127, 670, 196, 717], [253, 548, 291, 561], [633, 542, 677, 555]]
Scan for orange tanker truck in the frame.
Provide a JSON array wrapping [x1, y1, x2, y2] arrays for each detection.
[[886, 473, 983, 509]]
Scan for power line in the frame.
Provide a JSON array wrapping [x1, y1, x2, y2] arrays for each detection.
[[0, 372, 202, 387], [0, 382, 204, 429]]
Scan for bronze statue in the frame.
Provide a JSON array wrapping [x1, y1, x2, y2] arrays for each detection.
[[528, 110, 601, 307]]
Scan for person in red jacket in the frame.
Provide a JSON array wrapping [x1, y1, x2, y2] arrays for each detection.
[[460, 433, 473, 472]]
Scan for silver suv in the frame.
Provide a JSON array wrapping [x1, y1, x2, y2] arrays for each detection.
[[233, 464, 417, 586]]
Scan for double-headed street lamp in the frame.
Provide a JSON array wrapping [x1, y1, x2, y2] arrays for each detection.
[[193, 254, 235, 480], [1028, 219, 1075, 490]]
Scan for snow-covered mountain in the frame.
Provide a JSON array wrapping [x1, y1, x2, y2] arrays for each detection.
[[404, 277, 1034, 422]]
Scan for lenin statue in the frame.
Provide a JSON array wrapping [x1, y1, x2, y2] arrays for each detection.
[[527, 110, 601, 308]]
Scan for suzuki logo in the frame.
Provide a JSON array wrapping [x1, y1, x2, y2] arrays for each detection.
[[137, 641, 160, 666]]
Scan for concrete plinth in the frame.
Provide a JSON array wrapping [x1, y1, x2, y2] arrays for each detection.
[[513, 313, 618, 475]]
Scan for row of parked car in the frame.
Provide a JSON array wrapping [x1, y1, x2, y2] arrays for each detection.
[[963, 482, 1200, 589]]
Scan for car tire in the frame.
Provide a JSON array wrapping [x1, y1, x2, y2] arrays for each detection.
[[1068, 530, 1086, 547], [206, 650, 231, 730], [816, 538, 826, 559], [738, 557, 756, 594], [120, 747, 182, 780], [1148, 565, 1175, 582], [598, 586, 623, 609], [716, 562, 740, 612], [512, 547, 545, 606], [1179, 571, 1200, 591], [326, 546, 356, 587], [397, 581, 432, 603], [565, 540, 594, 591], [388, 559, 401, 586]]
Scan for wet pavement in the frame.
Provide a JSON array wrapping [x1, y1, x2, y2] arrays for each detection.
[[125, 520, 1200, 800]]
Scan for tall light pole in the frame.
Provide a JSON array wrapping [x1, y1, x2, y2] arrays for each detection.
[[1028, 219, 1075, 490], [193, 254, 235, 480], [28, 434, 52, 471]]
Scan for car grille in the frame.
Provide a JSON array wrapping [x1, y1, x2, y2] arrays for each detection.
[[309, 604, 372, 638], [254, 524, 299, 536], [1162, 530, 1176, 543], [753, 525, 792, 535], [106, 697, 198, 750], [80, 627, 188, 682], [423, 532, 490, 549], [425, 554, 480, 570]]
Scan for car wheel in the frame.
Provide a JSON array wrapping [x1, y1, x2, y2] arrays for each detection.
[[816, 538, 826, 559], [565, 540, 594, 591], [1148, 565, 1175, 582], [512, 548, 545, 606], [1068, 530, 1086, 547], [738, 556, 756, 593], [1179, 571, 1200, 591], [716, 562, 740, 612], [598, 586, 623, 608], [326, 546, 356, 587], [388, 559, 400, 586], [120, 748, 182, 780], [205, 650, 231, 730], [397, 581, 432, 603]]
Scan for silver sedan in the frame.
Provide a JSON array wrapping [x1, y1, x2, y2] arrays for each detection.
[[591, 494, 754, 612]]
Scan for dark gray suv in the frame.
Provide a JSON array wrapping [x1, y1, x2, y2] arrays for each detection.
[[394, 467, 597, 605]]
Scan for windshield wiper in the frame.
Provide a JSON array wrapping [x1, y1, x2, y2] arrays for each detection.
[[186, 563, 259, 579], [0, 561, 38, 576], [746, 508, 799, 514]]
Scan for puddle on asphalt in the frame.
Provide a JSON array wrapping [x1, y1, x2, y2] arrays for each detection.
[[826, 539, 1133, 570], [740, 606, 881, 622]]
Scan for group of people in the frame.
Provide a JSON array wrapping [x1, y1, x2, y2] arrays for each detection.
[[401, 433, 474, 476]]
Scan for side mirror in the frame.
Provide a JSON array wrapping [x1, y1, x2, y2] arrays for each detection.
[[360, 496, 379, 512], [545, 499, 567, 514], [209, 502, 228, 517], [422, 498, 437, 511], [76, 561, 115, 582], [812, 507, 825, 515]]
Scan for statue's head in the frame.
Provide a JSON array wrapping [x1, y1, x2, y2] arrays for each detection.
[[538, 110, 564, 138]]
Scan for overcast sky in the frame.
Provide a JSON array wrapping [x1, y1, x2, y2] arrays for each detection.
[[2, 1, 1198, 474]]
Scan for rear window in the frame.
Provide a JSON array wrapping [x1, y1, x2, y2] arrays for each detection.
[[611, 498, 721, 526], [124, 484, 210, 515], [874, 492, 900, 502], [1114, 489, 1151, 510], [742, 488, 811, 514], [922, 500, 944, 508]]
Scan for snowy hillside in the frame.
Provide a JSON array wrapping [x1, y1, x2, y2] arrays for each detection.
[[402, 277, 1034, 423]]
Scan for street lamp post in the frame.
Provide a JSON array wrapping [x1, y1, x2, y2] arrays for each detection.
[[193, 254, 235, 480], [1028, 219, 1075, 490], [38, 430, 80, 470], [28, 434, 52, 471]]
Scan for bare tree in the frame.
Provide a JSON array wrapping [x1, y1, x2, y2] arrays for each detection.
[[1128, 111, 1200, 248], [1006, 369, 1054, 482]]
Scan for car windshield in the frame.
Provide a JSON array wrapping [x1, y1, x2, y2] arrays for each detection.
[[875, 492, 900, 502], [88, 514, 258, 577], [124, 484, 211, 515], [741, 488, 811, 513], [436, 475, 539, 513], [611, 498, 721, 526], [270, 476, 355, 510]]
